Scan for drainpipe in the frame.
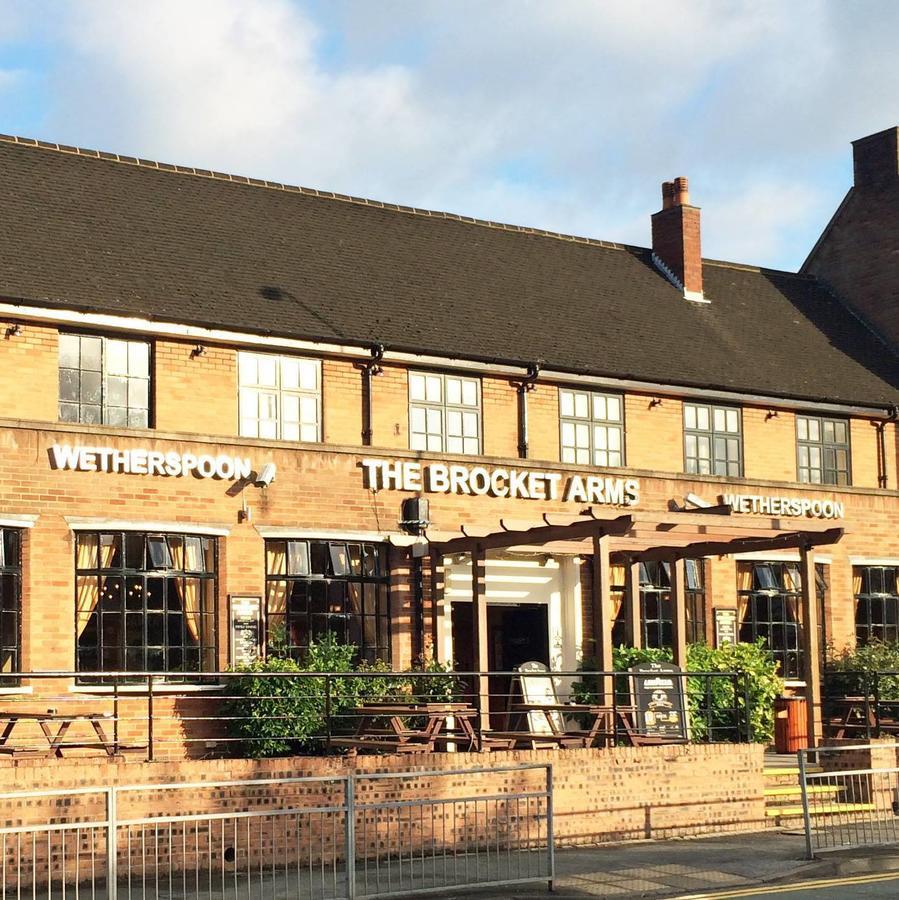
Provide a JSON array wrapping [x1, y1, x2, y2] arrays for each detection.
[[355, 343, 384, 447], [876, 405, 899, 489], [514, 361, 542, 459]]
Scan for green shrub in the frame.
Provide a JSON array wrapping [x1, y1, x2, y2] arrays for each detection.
[[570, 640, 782, 745], [827, 641, 899, 701]]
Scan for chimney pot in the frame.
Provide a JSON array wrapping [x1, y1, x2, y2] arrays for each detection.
[[651, 176, 704, 301]]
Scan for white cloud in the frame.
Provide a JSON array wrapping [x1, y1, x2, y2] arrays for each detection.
[[10, 0, 899, 269]]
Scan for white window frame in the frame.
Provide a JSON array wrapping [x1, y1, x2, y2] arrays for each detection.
[[408, 372, 481, 455], [238, 352, 321, 442], [558, 388, 624, 467]]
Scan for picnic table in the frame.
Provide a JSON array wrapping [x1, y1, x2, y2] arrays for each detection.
[[0, 711, 139, 758], [332, 702, 478, 753], [826, 695, 899, 739], [499, 702, 646, 749]]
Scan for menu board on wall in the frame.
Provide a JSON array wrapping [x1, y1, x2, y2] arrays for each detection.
[[229, 595, 263, 667], [714, 608, 738, 648], [629, 662, 688, 741]]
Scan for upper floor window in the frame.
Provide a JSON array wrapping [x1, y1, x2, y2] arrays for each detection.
[[0, 528, 21, 685], [238, 352, 321, 442], [797, 415, 851, 485], [59, 334, 150, 427], [409, 372, 481, 454], [684, 403, 742, 477], [855, 566, 899, 645], [559, 389, 624, 467]]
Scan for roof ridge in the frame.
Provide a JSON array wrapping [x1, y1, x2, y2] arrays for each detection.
[[0, 132, 638, 252]]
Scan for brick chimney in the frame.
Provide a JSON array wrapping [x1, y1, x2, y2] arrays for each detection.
[[651, 176, 706, 302], [852, 126, 899, 188]]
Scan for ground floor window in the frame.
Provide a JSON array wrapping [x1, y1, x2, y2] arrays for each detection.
[[737, 561, 826, 680], [75, 532, 217, 677], [610, 559, 706, 650], [0, 528, 22, 684], [855, 566, 899, 645], [265, 539, 390, 663]]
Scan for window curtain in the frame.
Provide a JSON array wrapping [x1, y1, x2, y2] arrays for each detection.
[[852, 568, 864, 597], [76, 534, 115, 636], [266, 543, 288, 616], [169, 538, 201, 642], [736, 564, 753, 625], [610, 562, 626, 620]]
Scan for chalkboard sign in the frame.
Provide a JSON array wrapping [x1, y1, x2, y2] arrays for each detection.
[[229, 595, 262, 667], [714, 608, 738, 647], [516, 661, 564, 735], [629, 662, 688, 741]]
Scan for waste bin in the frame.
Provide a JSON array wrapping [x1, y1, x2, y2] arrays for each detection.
[[773, 696, 808, 753]]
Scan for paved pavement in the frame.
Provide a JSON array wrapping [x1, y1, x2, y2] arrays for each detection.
[[432, 830, 899, 899]]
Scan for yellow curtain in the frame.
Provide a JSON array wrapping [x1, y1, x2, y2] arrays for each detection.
[[853, 568, 864, 596], [736, 563, 754, 592], [76, 534, 115, 636], [168, 537, 201, 642], [266, 542, 288, 616]]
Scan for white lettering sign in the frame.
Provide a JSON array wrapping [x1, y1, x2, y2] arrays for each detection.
[[49, 444, 257, 481], [721, 493, 844, 520], [361, 459, 640, 506]]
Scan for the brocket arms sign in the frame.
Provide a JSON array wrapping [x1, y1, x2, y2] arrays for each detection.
[[361, 458, 640, 505]]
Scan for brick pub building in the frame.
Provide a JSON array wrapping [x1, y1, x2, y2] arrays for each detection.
[[0, 125, 897, 755]]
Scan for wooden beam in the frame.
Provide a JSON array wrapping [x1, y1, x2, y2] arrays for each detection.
[[800, 545, 823, 748], [670, 558, 687, 669], [429, 553, 442, 663], [635, 528, 844, 562], [470, 544, 490, 742], [592, 533, 614, 704], [431, 514, 634, 556], [625, 560, 642, 649]]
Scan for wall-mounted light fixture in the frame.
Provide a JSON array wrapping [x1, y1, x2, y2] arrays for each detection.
[[190, 344, 207, 359], [649, 397, 663, 409], [4, 324, 22, 339], [765, 409, 779, 421]]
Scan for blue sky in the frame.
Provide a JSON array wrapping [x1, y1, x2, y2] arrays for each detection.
[[1, 0, 897, 270]]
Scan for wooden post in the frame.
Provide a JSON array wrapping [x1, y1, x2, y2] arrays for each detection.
[[470, 544, 490, 738], [800, 544, 823, 747], [429, 553, 443, 663], [670, 557, 688, 669], [625, 559, 642, 649], [592, 533, 614, 704]]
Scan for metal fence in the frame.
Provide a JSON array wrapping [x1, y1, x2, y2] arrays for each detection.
[[798, 744, 899, 858], [0, 764, 553, 899], [0, 668, 752, 760]]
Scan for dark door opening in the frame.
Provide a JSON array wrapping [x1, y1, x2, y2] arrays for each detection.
[[451, 602, 550, 724]]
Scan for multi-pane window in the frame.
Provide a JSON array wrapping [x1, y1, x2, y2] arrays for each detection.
[[59, 334, 150, 427], [265, 540, 390, 664], [238, 352, 321, 442], [408, 372, 481, 454], [684, 403, 742, 477], [75, 532, 217, 679], [737, 561, 826, 681], [0, 528, 22, 685], [855, 566, 899, 645], [610, 559, 706, 649], [559, 389, 624, 467], [797, 415, 851, 485]]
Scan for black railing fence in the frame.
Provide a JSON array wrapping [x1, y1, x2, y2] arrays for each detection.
[[0, 669, 753, 761], [823, 668, 899, 741]]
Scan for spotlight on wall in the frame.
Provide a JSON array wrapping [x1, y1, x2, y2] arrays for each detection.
[[4, 323, 22, 339], [254, 463, 277, 488], [190, 344, 207, 359], [765, 409, 779, 421], [400, 497, 430, 535], [649, 397, 663, 409]]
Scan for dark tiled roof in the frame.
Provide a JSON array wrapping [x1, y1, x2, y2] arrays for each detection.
[[1, 136, 897, 407]]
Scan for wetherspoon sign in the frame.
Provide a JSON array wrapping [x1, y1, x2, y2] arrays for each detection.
[[361, 458, 640, 505]]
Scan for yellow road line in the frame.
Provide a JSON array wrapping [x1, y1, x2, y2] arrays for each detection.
[[676, 869, 899, 898]]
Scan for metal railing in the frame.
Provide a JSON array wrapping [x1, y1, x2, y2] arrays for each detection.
[[0, 764, 553, 899], [823, 669, 899, 741], [0, 668, 752, 761], [799, 744, 899, 858]]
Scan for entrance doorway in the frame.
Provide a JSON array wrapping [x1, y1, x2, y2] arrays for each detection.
[[451, 602, 550, 722]]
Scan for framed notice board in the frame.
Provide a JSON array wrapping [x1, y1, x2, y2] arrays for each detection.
[[229, 595, 263, 667], [629, 662, 689, 741], [714, 608, 738, 648]]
